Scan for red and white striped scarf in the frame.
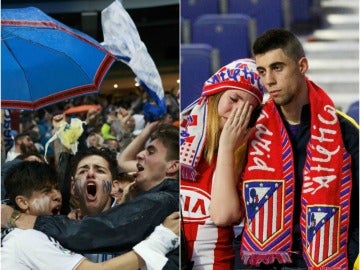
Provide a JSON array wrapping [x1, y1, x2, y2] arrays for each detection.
[[240, 78, 352, 269], [180, 58, 264, 181]]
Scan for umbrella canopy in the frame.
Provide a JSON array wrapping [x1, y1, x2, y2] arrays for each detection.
[[1, 7, 115, 110]]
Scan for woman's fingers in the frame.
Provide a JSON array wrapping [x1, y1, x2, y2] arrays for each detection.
[[228, 101, 252, 128]]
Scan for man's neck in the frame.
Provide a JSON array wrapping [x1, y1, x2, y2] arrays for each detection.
[[84, 199, 113, 217], [280, 96, 309, 124], [280, 79, 309, 123], [14, 145, 22, 154]]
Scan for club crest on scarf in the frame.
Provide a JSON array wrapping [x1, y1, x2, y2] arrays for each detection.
[[306, 206, 340, 266], [244, 180, 284, 246]]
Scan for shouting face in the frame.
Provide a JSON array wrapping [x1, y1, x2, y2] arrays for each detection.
[[71, 155, 113, 217], [134, 139, 175, 191], [27, 187, 62, 216]]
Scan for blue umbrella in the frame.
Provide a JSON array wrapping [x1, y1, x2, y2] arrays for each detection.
[[1, 7, 115, 110]]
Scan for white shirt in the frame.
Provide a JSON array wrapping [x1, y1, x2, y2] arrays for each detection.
[[2, 228, 85, 270], [4, 146, 20, 162]]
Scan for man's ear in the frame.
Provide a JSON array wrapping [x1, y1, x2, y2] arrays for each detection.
[[166, 160, 179, 174], [111, 180, 120, 196], [70, 177, 77, 197], [298, 57, 309, 75], [15, 195, 30, 212]]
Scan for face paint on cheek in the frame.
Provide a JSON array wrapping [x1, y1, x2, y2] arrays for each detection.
[[74, 179, 86, 198], [102, 180, 112, 194], [30, 196, 50, 215]]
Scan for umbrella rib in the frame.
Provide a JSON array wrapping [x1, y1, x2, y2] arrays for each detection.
[[2, 38, 33, 102], [15, 30, 94, 81]]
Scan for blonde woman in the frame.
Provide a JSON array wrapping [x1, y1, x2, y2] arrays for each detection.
[[180, 58, 264, 270]]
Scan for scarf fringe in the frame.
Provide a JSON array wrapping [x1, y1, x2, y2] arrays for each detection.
[[181, 164, 199, 181], [241, 251, 292, 267], [313, 268, 344, 270]]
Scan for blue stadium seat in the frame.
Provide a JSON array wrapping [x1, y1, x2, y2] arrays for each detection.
[[192, 14, 254, 67], [227, 0, 284, 36], [181, 0, 221, 27], [290, 0, 314, 23], [181, 0, 220, 21], [181, 0, 225, 43], [346, 100, 359, 124], [180, 43, 220, 110]]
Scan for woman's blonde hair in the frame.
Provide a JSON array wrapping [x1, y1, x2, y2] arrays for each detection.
[[203, 91, 248, 173], [203, 93, 222, 164]]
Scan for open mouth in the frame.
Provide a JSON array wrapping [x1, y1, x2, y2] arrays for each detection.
[[86, 182, 97, 200], [136, 163, 144, 172], [51, 206, 61, 215]]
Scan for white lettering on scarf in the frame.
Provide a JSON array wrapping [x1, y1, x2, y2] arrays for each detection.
[[304, 105, 339, 194], [248, 112, 275, 172], [3, 109, 13, 152]]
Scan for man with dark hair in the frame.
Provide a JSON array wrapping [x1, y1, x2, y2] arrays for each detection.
[[238, 28, 358, 269], [5, 132, 37, 162], [1, 150, 45, 201]]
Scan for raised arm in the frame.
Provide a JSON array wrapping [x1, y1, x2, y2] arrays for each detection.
[[210, 102, 252, 226], [117, 120, 160, 172]]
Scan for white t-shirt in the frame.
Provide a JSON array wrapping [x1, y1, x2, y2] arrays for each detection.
[[4, 147, 20, 162], [2, 228, 85, 270]]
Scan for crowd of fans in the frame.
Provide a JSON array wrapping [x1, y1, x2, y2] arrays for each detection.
[[1, 89, 179, 209], [1, 89, 179, 168]]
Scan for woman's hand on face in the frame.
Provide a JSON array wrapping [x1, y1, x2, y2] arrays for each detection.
[[219, 101, 253, 150]]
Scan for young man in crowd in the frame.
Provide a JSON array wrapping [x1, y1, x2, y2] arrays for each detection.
[[1, 161, 179, 270], [2, 123, 180, 269], [4, 132, 37, 162]]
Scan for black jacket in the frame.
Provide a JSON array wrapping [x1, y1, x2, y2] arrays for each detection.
[[34, 179, 179, 268]]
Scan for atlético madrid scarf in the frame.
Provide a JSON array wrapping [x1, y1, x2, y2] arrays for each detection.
[[240, 78, 352, 269]]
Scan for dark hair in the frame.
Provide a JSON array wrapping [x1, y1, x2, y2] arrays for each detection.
[[14, 132, 31, 142], [70, 147, 119, 180], [4, 161, 58, 208], [16, 151, 45, 162], [103, 138, 119, 144], [150, 124, 179, 161], [252, 28, 305, 61]]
